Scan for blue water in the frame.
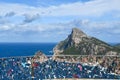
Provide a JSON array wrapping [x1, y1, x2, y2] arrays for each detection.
[[0, 43, 56, 58]]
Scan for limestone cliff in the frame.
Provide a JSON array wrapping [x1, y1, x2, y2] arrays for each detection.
[[53, 28, 120, 55]]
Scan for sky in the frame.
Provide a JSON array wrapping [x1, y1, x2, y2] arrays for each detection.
[[0, 0, 120, 43]]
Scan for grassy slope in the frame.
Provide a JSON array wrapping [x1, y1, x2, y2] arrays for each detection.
[[61, 37, 120, 55]]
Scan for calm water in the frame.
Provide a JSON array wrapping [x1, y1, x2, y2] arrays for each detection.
[[0, 43, 56, 58], [0, 42, 118, 58]]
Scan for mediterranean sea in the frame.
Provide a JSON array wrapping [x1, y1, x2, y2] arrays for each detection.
[[0, 43, 56, 58]]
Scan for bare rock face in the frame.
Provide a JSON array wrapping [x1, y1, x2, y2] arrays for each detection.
[[71, 28, 87, 44], [53, 28, 120, 56], [53, 28, 87, 55], [34, 51, 48, 63]]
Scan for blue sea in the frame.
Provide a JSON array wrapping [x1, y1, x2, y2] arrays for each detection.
[[0, 43, 57, 58], [0, 42, 118, 58]]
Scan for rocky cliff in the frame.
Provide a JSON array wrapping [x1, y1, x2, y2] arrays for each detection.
[[34, 51, 48, 63], [53, 28, 120, 56]]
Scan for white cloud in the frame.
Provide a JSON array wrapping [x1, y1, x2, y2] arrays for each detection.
[[23, 13, 40, 23], [0, 0, 120, 17], [0, 0, 120, 42], [4, 12, 16, 17], [0, 19, 120, 35], [0, 23, 15, 31], [0, 19, 120, 42], [0, 25, 10, 30]]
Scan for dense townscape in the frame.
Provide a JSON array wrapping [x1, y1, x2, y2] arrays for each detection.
[[0, 55, 120, 80]]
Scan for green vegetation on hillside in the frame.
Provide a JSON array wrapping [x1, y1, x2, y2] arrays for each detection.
[[54, 28, 120, 55]]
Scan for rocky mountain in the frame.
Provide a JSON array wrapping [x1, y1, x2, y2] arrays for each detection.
[[53, 28, 120, 55]]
